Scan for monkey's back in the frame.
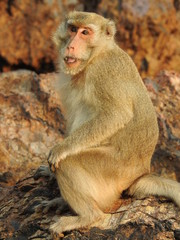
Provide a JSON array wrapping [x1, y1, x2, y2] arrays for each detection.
[[106, 47, 159, 172]]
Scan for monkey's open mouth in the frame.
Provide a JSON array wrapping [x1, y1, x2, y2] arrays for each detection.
[[64, 57, 79, 64]]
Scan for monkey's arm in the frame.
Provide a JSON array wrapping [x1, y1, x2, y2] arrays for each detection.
[[48, 82, 134, 170], [66, 106, 132, 148]]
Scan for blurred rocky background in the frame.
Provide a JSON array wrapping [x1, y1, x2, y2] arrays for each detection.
[[0, 0, 180, 239], [0, 0, 180, 77]]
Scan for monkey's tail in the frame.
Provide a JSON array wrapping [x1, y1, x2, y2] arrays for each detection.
[[128, 174, 180, 208]]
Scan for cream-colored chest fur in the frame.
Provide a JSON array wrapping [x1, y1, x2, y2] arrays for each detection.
[[58, 73, 97, 135]]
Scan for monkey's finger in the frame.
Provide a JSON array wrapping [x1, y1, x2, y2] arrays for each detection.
[[55, 160, 60, 169], [47, 156, 56, 172], [47, 151, 53, 163], [51, 164, 56, 172], [47, 155, 56, 169]]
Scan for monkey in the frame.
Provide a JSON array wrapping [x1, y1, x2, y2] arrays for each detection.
[[45, 11, 180, 235]]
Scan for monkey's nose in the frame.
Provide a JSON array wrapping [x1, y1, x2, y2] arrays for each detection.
[[67, 46, 74, 50]]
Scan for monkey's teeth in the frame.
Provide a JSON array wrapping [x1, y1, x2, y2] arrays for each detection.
[[64, 57, 77, 63]]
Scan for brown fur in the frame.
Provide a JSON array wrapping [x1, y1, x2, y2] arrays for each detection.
[[47, 11, 180, 235]]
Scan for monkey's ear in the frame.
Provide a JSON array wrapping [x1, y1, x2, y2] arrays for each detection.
[[52, 30, 60, 47], [106, 20, 116, 37], [52, 22, 67, 47]]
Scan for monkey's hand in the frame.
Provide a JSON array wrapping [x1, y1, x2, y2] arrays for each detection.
[[48, 143, 69, 172]]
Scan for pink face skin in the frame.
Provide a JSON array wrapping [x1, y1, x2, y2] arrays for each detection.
[[64, 25, 94, 70]]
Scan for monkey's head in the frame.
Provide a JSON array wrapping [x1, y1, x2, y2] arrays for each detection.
[[53, 11, 116, 75]]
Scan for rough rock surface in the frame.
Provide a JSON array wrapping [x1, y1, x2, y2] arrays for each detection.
[[0, 0, 62, 72], [0, 70, 65, 184], [0, 175, 180, 240], [98, 0, 180, 77], [0, 70, 180, 239]]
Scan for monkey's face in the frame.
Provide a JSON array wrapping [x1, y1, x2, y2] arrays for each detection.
[[53, 11, 116, 76], [60, 24, 95, 75]]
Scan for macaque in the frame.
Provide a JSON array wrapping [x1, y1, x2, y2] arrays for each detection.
[[45, 11, 180, 235]]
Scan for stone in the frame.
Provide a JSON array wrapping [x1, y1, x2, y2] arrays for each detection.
[[0, 70, 65, 184], [0, 0, 62, 72], [98, 0, 180, 77]]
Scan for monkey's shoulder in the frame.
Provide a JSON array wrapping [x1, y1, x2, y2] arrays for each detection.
[[90, 46, 140, 83], [87, 47, 143, 95], [110, 47, 140, 77]]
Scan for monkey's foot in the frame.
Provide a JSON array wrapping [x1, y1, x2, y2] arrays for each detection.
[[50, 216, 82, 236], [50, 214, 113, 236], [33, 165, 55, 181], [35, 197, 68, 214]]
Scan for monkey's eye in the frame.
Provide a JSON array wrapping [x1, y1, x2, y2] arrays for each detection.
[[82, 29, 89, 35], [70, 25, 77, 33]]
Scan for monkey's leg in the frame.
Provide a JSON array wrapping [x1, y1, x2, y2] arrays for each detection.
[[50, 214, 112, 236], [128, 174, 180, 208], [50, 188, 111, 235], [50, 148, 118, 234]]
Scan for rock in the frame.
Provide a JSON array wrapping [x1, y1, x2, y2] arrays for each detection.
[[0, 0, 62, 72], [0, 70, 65, 184], [144, 71, 180, 182], [0, 172, 13, 183], [98, 0, 180, 78], [0, 172, 179, 239], [147, 71, 180, 141]]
